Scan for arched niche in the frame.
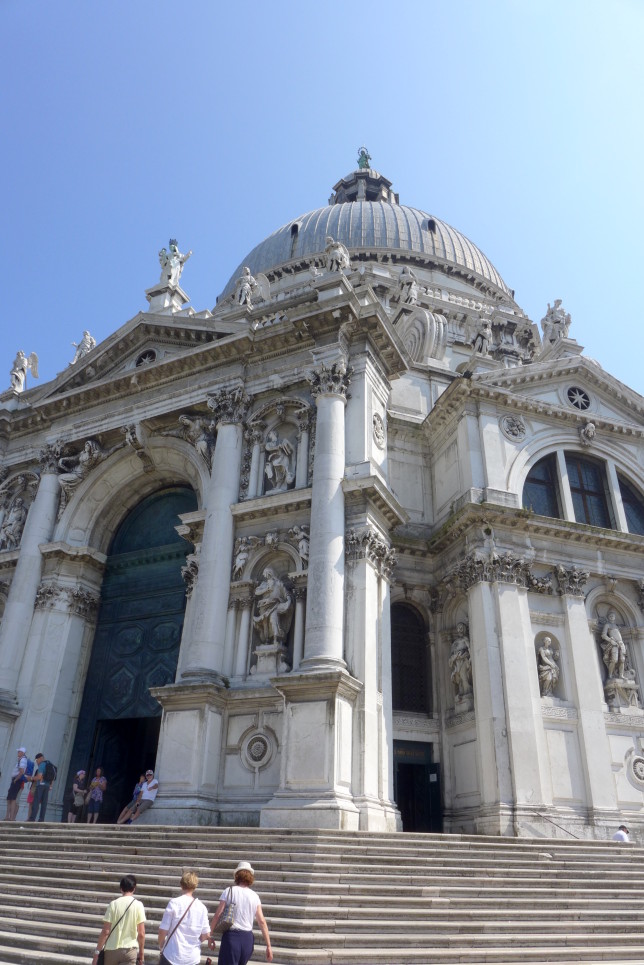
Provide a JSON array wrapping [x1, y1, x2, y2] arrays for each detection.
[[390, 601, 430, 714]]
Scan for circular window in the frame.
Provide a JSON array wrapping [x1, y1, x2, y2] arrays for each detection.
[[135, 350, 157, 367], [567, 386, 590, 410]]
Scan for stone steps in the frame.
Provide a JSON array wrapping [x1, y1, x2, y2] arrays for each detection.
[[0, 824, 642, 964]]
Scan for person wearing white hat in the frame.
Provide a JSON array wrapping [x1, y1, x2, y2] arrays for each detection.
[[4, 747, 28, 821], [208, 860, 272, 964]]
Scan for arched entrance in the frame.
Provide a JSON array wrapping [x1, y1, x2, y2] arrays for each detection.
[[65, 486, 197, 821]]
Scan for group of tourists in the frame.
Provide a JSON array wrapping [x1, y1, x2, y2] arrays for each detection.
[[3, 746, 57, 822], [93, 861, 273, 965]]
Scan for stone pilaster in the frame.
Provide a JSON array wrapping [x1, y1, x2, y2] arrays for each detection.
[[300, 360, 351, 671], [177, 387, 251, 683]]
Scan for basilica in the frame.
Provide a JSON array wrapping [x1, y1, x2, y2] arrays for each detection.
[[1, 153, 643, 838]]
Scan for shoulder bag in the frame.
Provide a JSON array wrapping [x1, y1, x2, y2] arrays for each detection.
[[97, 897, 136, 965], [158, 897, 196, 964], [213, 887, 235, 934]]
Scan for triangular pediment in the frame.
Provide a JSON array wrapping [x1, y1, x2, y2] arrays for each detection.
[[473, 355, 644, 430], [29, 311, 247, 403]]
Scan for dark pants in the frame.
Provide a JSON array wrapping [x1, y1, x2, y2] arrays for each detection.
[[217, 929, 254, 965], [28, 783, 49, 821]]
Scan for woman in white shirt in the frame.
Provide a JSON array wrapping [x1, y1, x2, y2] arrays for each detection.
[[208, 861, 273, 965], [158, 871, 210, 965]]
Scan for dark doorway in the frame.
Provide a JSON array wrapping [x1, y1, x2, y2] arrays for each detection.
[[394, 740, 442, 832], [88, 717, 161, 823], [64, 486, 197, 821]]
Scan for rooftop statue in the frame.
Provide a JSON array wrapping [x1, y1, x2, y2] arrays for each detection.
[[398, 265, 419, 305], [540, 299, 571, 344], [357, 146, 371, 170], [70, 331, 96, 365], [10, 350, 38, 393], [158, 239, 192, 288], [236, 267, 270, 310], [324, 236, 351, 273]]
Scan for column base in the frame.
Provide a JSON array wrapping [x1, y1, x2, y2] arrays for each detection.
[[133, 794, 221, 827], [179, 667, 228, 686], [298, 655, 347, 673], [354, 794, 401, 831], [260, 790, 360, 831]]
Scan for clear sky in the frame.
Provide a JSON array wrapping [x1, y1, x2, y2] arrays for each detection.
[[3, 0, 643, 394]]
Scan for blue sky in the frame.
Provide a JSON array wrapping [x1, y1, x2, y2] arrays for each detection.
[[3, 0, 643, 394]]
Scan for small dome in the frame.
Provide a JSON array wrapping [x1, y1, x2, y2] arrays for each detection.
[[220, 165, 513, 301]]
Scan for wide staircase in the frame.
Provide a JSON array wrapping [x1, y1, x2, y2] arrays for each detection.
[[0, 824, 642, 965]]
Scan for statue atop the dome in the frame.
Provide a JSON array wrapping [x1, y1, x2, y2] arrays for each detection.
[[10, 350, 38, 393], [540, 299, 571, 344], [158, 239, 192, 288], [236, 267, 270, 310], [70, 331, 96, 365], [357, 146, 371, 170], [324, 236, 351, 274]]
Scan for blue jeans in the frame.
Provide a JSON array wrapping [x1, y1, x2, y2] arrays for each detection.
[[217, 929, 254, 965], [28, 783, 49, 821]]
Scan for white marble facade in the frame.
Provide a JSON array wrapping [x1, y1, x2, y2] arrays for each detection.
[[1, 163, 643, 839]]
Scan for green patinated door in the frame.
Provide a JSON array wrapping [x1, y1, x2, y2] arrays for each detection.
[[65, 486, 197, 822]]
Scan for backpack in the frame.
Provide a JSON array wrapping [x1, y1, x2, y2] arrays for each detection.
[[21, 759, 35, 784], [43, 761, 57, 783]]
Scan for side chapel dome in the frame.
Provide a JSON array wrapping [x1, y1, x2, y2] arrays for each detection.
[[220, 160, 513, 301]]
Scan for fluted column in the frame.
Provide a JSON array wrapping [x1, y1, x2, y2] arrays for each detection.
[[0, 447, 61, 696], [179, 387, 251, 682], [300, 361, 351, 671]]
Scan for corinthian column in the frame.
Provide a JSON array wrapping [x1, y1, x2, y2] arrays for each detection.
[[300, 360, 351, 671], [178, 387, 251, 683], [0, 446, 61, 697]]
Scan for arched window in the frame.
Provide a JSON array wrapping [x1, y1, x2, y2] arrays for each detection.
[[522, 454, 561, 518], [289, 222, 299, 259], [391, 603, 429, 713], [618, 474, 644, 536], [565, 453, 613, 528]]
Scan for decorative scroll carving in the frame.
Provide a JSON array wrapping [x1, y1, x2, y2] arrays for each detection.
[[554, 564, 588, 597], [207, 386, 251, 425], [57, 439, 121, 518], [181, 553, 199, 597], [308, 360, 352, 401], [35, 582, 99, 619], [345, 527, 397, 580], [122, 423, 154, 473]]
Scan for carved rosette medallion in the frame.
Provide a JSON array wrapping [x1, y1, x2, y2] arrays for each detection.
[[308, 360, 352, 401], [630, 755, 644, 787], [241, 730, 275, 771], [372, 413, 386, 449], [554, 564, 589, 597], [345, 527, 397, 580], [207, 386, 251, 426], [499, 414, 526, 442]]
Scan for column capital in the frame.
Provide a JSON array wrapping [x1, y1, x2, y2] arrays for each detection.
[[308, 360, 353, 401], [345, 526, 397, 580], [443, 550, 554, 593], [181, 553, 199, 597], [38, 442, 63, 475], [34, 580, 100, 620], [207, 386, 252, 426], [554, 563, 589, 597]]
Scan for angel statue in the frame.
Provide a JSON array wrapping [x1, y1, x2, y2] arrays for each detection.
[[158, 239, 192, 288], [324, 236, 351, 273], [236, 267, 270, 310], [10, 350, 39, 393]]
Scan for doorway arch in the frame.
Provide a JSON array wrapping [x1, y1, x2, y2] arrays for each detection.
[[65, 485, 197, 821]]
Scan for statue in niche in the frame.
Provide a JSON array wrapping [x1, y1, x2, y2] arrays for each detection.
[[601, 611, 627, 680], [540, 299, 571, 344], [289, 524, 309, 567], [449, 623, 473, 702], [471, 317, 493, 356], [398, 266, 419, 305], [324, 236, 351, 273], [0, 496, 27, 550], [70, 331, 96, 365], [264, 429, 295, 494], [10, 350, 39, 393], [158, 239, 192, 287], [537, 636, 560, 697], [253, 567, 294, 647]]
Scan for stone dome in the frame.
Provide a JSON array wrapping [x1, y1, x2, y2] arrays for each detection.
[[220, 164, 513, 301]]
